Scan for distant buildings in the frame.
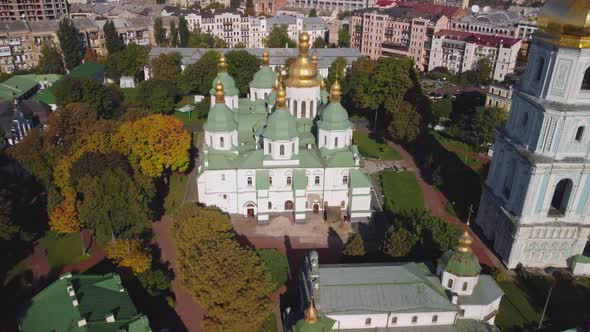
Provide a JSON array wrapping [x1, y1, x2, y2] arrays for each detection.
[[428, 30, 521, 81], [0, 0, 68, 21], [287, 0, 377, 11], [485, 82, 513, 111], [433, 0, 469, 9]]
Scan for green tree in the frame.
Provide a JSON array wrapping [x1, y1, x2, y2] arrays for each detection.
[[106, 43, 149, 81], [174, 205, 274, 331], [263, 25, 296, 48], [230, 0, 240, 8], [477, 58, 492, 84], [54, 76, 114, 119], [46, 102, 98, 148], [57, 17, 82, 70], [137, 267, 172, 296], [309, 8, 318, 17], [245, 0, 255, 16], [188, 29, 227, 48], [342, 57, 376, 115], [103, 20, 122, 54], [226, 50, 262, 96], [6, 129, 52, 186], [178, 50, 219, 95], [136, 80, 177, 114], [178, 16, 190, 47], [313, 37, 327, 49], [0, 187, 19, 241], [36, 43, 65, 75], [154, 17, 167, 47], [169, 20, 179, 47], [327, 56, 347, 87], [338, 27, 350, 47], [387, 101, 421, 143], [394, 210, 461, 256], [342, 233, 365, 256], [234, 41, 246, 48], [431, 96, 453, 125], [150, 52, 182, 82], [383, 226, 416, 257]]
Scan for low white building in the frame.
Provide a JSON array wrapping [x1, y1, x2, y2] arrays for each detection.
[[296, 229, 503, 331], [572, 255, 590, 276], [429, 30, 521, 82]]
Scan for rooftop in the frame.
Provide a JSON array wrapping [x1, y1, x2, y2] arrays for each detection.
[[434, 30, 521, 47]]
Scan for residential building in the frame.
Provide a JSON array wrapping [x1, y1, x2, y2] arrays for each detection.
[[196, 35, 372, 223], [287, 0, 377, 12], [350, 3, 466, 71], [18, 273, 152, 332], [433, 0, 468, 9], [327, 19, 345, 45], [0, 0, 68, 21], [256, 0, 288, 16], [428, 30, 521, 82], [485, 82, 513, 111], [0, 73, 61, 101], [296, 230, 503, 330], [475, 0, 590, 269], [146, 47, 361, 80]]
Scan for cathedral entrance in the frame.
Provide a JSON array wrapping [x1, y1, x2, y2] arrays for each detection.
[[247, 208, 255, 218], [244, 202, 256, 219], [284, 200, 294, 211], [549, 179, 573, 217], [313, 203, 319, 214]]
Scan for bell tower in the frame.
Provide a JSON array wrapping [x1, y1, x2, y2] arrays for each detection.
[[475, 0, 590, 269]]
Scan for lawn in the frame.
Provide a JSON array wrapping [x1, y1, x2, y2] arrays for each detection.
[[164, 174, 189, 216], [430, 130, 487, 169], [496, 280, 541, 332], [380, 171, 423, 214], [41, 231, 89, 270], [353, 131, 401, 161], [257, 249, 289, 291], [173, 110, 205, 126]]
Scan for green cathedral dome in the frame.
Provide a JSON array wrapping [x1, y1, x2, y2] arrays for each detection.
[[317, 81, 351, 131], [204, 81, 238, 132], [262, 85, 298, 141], [210, 72, 239, 97], [438, 230, 482, 277], [250, 66, 276, 89]]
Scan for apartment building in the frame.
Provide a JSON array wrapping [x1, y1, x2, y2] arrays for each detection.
[[485, 82, 512, 111], [255, 0, 287, 16], [287, 0, 376, 12], [350, 3, 465, 71], [433, 0, 468, 9], [428, 30, 521, 82], [0, 0, 68, 21]]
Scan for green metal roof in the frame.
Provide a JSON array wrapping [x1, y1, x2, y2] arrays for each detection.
[[249, 65, 276, 89], [69, 61, 106, 79], [349, 169, 371, 188], [31, 62, 104, 105], [438, 249, 482, 277], [262, 108, 298, 141], [0, 75, 38, 100], [293, 169, 306, 190], [266, 90, 276, 105], [19, 273, 151, 332], [203, 102, 238, 132], [459, 275, 504, 306], [573, 254, 590, 264], [256, 169, 270, 190], [321, 148, 357, 167], [33, 88, 56, 104], [209, 73, 239, 96], [317, 102, 352, 131], [293, 315, 335, 332]]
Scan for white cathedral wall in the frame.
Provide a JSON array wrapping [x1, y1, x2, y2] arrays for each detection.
[[263, 137, 299, 160], [250, 87, 273, 101], [205, 130, 238, 150], [459, 298, 501, 323], [198, 169, 239, 213], [327, 312, 456, 329], [441, 272, 478, 296], [210, 95, 239, 110], [318, 128, 353, 149], [286, 86, 321, 119]]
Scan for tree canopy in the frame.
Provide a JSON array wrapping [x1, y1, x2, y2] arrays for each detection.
[[178, 16, 190, 47], [188, 29, 227, 48], [46, 102, 98, 148], [245, 0, 255, 16], [338, 27, 350, 47], [226, 50, 262, 96], [150, 52, 182, 82], [178, 50, 219, 95], [106, 43, 149, 81], [57, 17, 82, 70], [309, 8, 318, 17], [169, 20, 179, 47], [136, 80, 177, 115], [36, 44, 65, 75], [264, 25, 296, 48], [342, 233, 365, 256], [104, 20, 122, 54], [54, 77, 114, 119], [154, 18, 167, 47]]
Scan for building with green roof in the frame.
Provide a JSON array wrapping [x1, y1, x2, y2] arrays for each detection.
[[197, 37, 372, 224], [19, 273, 151, 332]]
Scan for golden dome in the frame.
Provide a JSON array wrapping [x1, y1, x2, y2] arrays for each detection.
[[311, 49, 318, 67], [276, 82, 287, 109], [286, 32, 320, 88], [455, 229, 473, 254], [537, 0, 590, 48], [262, 49, 269, 65], [320, 78, 326, 90], [304, 297, 318, 324], [215, 80, 225, 103], [218, 53, 228, 72], [330, 80, 341, 103]]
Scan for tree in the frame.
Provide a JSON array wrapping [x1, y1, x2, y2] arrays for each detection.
[[178, 16, 190, 47], [136, 80, 177, 114], [150, 52, 182, 82], [342, 233, 365, 256], [173, 205, 274, 331], [393, 210, 461, 257], [387, 101, 421, 143], [169, 20, 179, 47], [103, 20, 122, 54], [69, 151, 131, 188], [342, 57, 376, 115], [234, 41, 246, 48], [263, 25, 296, 48], [338, 27, 350, 47], [245, 0, 255, 16], [309, 8, 318, 17], [6, 129, 53, 186], [154, 17, 167, 47], [36, 43, 65, 75], [0, 188, 19, 241], [137, 267, 172, 296], [46, 102, 98, 148], [313, 37, 327, 48], [327, 56, 347, 87], [383, 226, 416, 257], [49, 192, 81, 234], [57, 17, 82, 71], [106, 43, 149, 81], [178, 50, 219, 95], [188, 29, 227, 48], [115, 115, 191, 177], [230, 0, 240, 8], [54, 77, 114, 119], [106, 238, 152, 274], [477, 58, 492, 85], [431, 96, 453, 125], [226, 50, 262, 96]]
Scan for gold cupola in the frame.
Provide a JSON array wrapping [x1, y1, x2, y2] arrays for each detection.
[[537, 0, 590, 48], [262, 49, 270, 65], [286, 33, 320, 88], [304, 297, 318, 324], [214, 80, 225, 103], [218, 53, 228, 72], [311, 49, 318, 68]]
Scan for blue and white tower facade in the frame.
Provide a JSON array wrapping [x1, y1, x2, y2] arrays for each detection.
[[475, 0, 590, 269]]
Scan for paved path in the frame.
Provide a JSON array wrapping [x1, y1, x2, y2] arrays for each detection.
[[152, 215, 206, 332]]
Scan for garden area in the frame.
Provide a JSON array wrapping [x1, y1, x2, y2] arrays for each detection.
[[353, 131, 401, 161], [163, 174, 189, 216], [430, 130, 488, 171], [379, 171, 423, 214], [40, 231, 90, 270]]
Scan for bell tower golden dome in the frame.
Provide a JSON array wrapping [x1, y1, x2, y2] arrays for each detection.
[[285, 32, 320, 88], [537, 0, 590, 48]]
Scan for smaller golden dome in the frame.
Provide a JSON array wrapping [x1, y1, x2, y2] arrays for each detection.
[[218, 53, 228, 72], [311, 50, 318, 67], [262, 49, 270, 65], [320, 78, 326, 90], [330, 80, 341, 103], [286, 32, 320, 88], [276, 83, 287, 109], [304, 297, 318, 324], [456, 229, 473, 254], [273, 75, 280, 91], [215, 80, 225, 103], [537, 0, 590, 48]]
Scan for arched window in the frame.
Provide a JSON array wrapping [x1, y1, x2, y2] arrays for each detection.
[[284, 200, 294, 210], [412, 316, 418, 324], [209, 136, 212, 145], [268, 202, 272, 209], [268, 143, 272, 153], [340, 200, 345, 208], [343, 175, 348, 185], [315, 176, 320, 185], [293, 100, 298, 117], [549, 179, 574, 217], [310, 99, 315, 116], [287, 176, 292, 185], [301, 100, 306, 118], [391, 317, 397, 324], [247, 176, 252, 186], [462, 282, 468, 291], [432, 315, 438, 323], [334, 137, 339, 148], [447, 279, 453, 288], [292, 143, 295, 154], [280, 145, 285, 156], [575, 126, 585, 142], [535, 57, 545, 82], [254, 92, 257, 99], [323, 135, 327, 146], [220, 137, 225, 148], [365, 318, 371, 326], [582, 67, 590, 90], [269, 177, 272, 185]]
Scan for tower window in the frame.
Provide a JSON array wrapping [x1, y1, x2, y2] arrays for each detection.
[[268, 143, 272, 153], [343, 175, 348, 185], [412, 316, 418, 324], [340, 200, 345, 208], [247, 176, 252, 186], [287, 176, 292, 185], [268, 202, 272, 209], [582, 67, 590, 90], [334, 137, 339, 147], [365, 318, 371, 326], [549, 178, 574, 217], [301, 100, 306, 118], [432, 315, 438, 323], [575, 126, 585, 142], [391, 317, 397, 324], [315, 176, 320, 185], [462, 282, 468, 291], [220, 137, 224, 148], [323, 135, 327, 146], [535, 57, 544, 82], [269, 177, 272, 185], [280, 145, 285, 156], [447, 279, 453, 288]]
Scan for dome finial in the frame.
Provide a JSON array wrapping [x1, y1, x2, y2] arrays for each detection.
[[218, 53, 228, 72], [330, 80, 341, 103], [320, 78, 326, 90], [273, 73, 281, 90], [215, 79, 225, 104], [311, 49, 318, 67], [304, 296, 318, 324], [276, 82, 287, 110], [262, 49, 270, 65], [298, 32, 310, 57]]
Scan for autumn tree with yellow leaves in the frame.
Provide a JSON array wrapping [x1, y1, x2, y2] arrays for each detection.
[[106, 238, 152, 274], [48, 191, 80, 234]]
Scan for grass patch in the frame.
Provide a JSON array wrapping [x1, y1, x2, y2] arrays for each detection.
[[496, 280, 542, 332], [41, 231, 89, 270], [173, 110, 205, 126], [258, 312, 278, 332], [381, 171, 423, 214], [164, 174, 189, 216], [430, 130, 486, 169], [353, 131, 401, 161], [257, 249, 289, 292]]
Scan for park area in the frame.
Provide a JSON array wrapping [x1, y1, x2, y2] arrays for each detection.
[[354, 131, 401, 161]]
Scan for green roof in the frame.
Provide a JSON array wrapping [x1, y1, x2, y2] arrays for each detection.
[[69, 61, 106, 79], [33, 88, 56, 104], [439, 249, 482, 277], [262, 108, 298, 141], [204, 101, 238, 132], [573, 254, 590, 264], [19, 273, 151, 332], [0, 75, 38, 100], [256, 169, 270, 189], [320, 148, 357, 167], [293, 169, 306, 190], [459, 275, 504, 305], [293, 315, 335, 332], [266, 90, 277, 105], [210, 73, 239, 96], [317, 102, 351, 131], [250, 65, 276, 89], [349, 169, 371, 188]]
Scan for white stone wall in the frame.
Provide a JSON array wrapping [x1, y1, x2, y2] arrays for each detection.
[[439, 270, 479, 296], [204, 130, 238, 151], [318, 128, 353, 149], [327, 311, 457, 329], [263, 137, 299, 160], [285, 86, 321, 119], [572, 261, 590, 276], [459, 298, 501, 324], [250, 87, 273, 101], [210, 94, 238, 110]]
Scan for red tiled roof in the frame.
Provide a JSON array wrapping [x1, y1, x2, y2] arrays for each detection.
[[434, 29, 521, 47], [375, 0, 397, 8], [398, 2, 466, 18]]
